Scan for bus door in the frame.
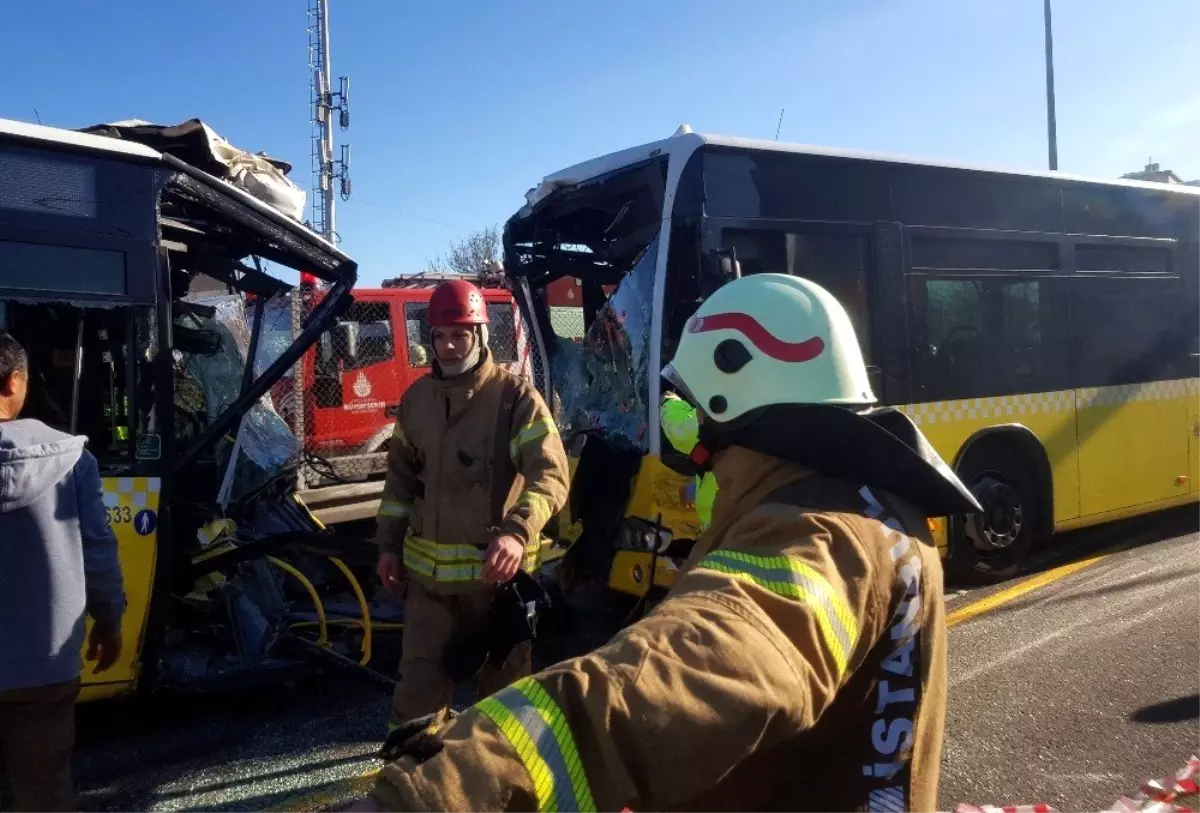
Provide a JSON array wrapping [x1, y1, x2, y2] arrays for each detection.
[[1070, 269, 1192, 515], [0, 287, 161, 702]]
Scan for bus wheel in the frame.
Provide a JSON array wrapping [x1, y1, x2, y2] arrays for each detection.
[[948, 447, 1038, 585]]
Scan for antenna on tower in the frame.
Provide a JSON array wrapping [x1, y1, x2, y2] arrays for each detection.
[[307, 0, 351, 245]]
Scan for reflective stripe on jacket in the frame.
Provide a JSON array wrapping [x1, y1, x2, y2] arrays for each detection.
[[402, 535, 542, 583], [371, 446, 948, 811], [374, 352, 570, 594]]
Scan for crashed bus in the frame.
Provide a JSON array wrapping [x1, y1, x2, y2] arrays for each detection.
[[0, 117, 400, 701], [504, 126, 1199, 615]]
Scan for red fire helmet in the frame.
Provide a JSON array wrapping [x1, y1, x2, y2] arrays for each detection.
[[429, 279, 489, 327]]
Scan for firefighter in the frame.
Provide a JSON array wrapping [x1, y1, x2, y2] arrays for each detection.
[[355, 273, 981, 812], [374, 279, 569, 733], [659, 391, 717, 531]]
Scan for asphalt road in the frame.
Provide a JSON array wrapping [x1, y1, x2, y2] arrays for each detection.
[[939, 506, 1200, 812], [68, 507, 1199, 812]]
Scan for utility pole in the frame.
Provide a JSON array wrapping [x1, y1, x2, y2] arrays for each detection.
[[308, 0, 352, 244], [1044, 0, 1059, 170]]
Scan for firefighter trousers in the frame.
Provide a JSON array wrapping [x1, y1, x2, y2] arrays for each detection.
[[391, 580, 532, 728]]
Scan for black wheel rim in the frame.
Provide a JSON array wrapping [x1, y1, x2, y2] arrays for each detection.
[[965, 474, 1024, 554]]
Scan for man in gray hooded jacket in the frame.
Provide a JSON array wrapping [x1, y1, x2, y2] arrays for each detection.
[[0, 333, 126, 811]]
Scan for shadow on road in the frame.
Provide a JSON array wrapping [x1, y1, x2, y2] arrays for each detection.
[[1130, 694, 1200, 725]]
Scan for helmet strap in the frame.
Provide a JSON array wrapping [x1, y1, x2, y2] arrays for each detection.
[[689, 443, 714, 473]]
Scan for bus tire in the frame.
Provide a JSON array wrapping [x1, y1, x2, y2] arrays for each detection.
[[947, 445, 1040, 585]]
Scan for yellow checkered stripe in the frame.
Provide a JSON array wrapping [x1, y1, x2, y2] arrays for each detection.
[[1076, 378, 1196, 409], [510, 417, 558, 461], [476, 677, 596, 813], [902, 391, 1074, 426], [696, 549, 859, 678], [100, 476, 161, 509], [902, 378, 1199, 425], [403, 535, 541, 584]]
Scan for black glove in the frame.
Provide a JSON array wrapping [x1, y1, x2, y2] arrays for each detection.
[[379, 710, 458, 763], [441, 571, 552, 682], [485, 570, 550, 667]]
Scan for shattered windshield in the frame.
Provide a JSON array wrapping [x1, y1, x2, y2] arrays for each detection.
[[506, 157, 667, 452], [552, 235, 658, 451], [175, 292, 300, 504]]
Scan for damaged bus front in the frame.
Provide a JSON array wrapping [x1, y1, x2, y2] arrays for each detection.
[[0, 118, 395, 701], [503, 132, 730, 620]]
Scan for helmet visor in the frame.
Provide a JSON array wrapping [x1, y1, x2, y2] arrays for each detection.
[[661, 362, 702, 410]]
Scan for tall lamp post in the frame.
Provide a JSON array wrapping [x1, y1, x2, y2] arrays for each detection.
[[1044, 0, 1059, 170]]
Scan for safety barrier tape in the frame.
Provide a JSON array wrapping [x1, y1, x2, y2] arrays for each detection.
[[953, 754, 1200, 813], [1109, 754, 1200, 813], [955, 806, 1055, 813]]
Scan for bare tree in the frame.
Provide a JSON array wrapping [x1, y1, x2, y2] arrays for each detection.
[[425, 226, 501, 276]]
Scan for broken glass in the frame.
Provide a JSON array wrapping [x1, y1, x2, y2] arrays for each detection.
[[551, 236, 658, 451], [178, 293, 300, 501]]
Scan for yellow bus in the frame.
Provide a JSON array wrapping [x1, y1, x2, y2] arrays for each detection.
[[0, 118, 376, 701], [503, 127, 1199, 605]]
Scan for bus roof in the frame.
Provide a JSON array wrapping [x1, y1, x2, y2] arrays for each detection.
[[523, 128, 1200, 211], [0, 116, 353, 269], [0, 116, 163, 161]]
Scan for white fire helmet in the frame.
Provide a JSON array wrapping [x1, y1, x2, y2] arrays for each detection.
[[661, 273, 876, 424]]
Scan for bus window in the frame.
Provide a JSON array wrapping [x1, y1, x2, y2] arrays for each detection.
[[1071, 277, 1187, 386], [0, 240, 126, 295], [718, 226, 873, 363], [910, 277, 1050, 402], [1, 302, 140, 467], [1074, 244, 1172, 274]]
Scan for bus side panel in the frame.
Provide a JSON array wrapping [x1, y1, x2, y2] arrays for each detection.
[[78, 476, 159, 701], [904, 390, 1081, 523], [1075, 381, 1192, 515], [625, 455, 702, 541], [1189, 379, 1199, 495], [1070, 275, 1194, 516]]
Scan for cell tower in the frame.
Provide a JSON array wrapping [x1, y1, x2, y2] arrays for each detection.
[[308, 0, 351, 244]]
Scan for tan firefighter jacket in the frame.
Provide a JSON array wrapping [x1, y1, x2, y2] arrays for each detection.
[[374, 352, 569, 595], [371, 446, 949, 812]]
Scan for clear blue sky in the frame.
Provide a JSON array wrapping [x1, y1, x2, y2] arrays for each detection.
[[3, 1, 1196, 286]]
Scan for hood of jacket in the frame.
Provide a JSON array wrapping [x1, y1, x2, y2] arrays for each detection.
[[431, 350, 499, 401], [0, 419, 87, 514]]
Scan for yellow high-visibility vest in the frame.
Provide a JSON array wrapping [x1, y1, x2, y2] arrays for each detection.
[[660, 393, 717, 531]]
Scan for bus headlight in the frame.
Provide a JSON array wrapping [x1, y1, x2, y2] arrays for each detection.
[[618, 518, 673, 554]]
